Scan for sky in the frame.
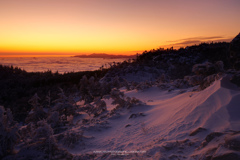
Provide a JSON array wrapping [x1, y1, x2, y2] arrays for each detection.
[[0, 0, 240, 57]]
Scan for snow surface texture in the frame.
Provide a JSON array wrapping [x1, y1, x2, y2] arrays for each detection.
[[2, 74, 240, 159], [66, 75, 240, 159]]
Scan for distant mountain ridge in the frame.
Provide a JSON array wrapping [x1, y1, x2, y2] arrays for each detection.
[[74, 53, 136, 59]]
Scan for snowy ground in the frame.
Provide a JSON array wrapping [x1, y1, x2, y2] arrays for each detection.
[[66, 75, 240, 159]]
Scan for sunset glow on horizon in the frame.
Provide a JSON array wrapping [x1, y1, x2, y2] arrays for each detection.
[[1, 0, 240, 57]]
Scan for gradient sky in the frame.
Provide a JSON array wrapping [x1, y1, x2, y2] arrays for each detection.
[[0, 0, 240, 57]]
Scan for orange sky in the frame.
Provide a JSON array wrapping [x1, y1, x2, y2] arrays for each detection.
[[0, 0, 239, 57]]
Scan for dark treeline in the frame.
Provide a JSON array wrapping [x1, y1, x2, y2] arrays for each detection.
[[137, 42, 230, 66], [0, 65, 109, 121], [104, 42, 230, 80]]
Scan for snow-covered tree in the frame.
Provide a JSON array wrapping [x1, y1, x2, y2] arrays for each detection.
[[16, 120, 71, 160], [125, 97, 145, 109], [110, 88, 126, 108], [136, 81, 153, 91], [32, 120, 53, 141], [0, 106, 20, 158], [84, 103, 94, 116], [53, 88, 76, 116], [63, 130, 84, 148], [192, 62, 216, 76], [28, 93, 41, 111], [100, 81, 112, 96], [92, 97, 107, 116], [122, 79, 131, 90], [47, 111, 60, 128], [88, 76, 102, 98], [25, 93, 47, 123], [112, 76, 121, 89]]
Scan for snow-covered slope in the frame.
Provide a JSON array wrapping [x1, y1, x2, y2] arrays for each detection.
[[70, 75, 240, 159]]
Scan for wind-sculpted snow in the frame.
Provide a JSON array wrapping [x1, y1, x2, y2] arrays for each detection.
[[2, 76, 240, 159], [72, 76, 240, 159], [3, 70, 239, 159]]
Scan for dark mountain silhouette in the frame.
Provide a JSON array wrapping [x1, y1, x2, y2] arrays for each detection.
[[74, 53, 136, 59]]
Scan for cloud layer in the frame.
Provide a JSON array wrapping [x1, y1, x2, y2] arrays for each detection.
[[164, 36, 233, 48]]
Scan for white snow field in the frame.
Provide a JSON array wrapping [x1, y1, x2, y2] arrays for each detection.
[[69, 75, 240, 159]]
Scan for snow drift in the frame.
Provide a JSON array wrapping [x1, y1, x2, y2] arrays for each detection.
[[69, 75, 240, 159]]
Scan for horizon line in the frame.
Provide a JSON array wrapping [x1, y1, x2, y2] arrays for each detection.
[[0, 53, 138, 58]]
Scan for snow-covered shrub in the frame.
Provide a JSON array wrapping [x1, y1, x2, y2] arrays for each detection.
[[157, 83, 170, 90], [110, 88, 145, 109], [157, 74, 170, 83], [21, 121, 52, 144], [60, 115, 67, 125], [123, 65, 134, 73], [184, 75, 204, 86], [189, 61, 224, 89], [53, 88, 76, 116], [112, 76, 121, 89], [126, 97, 145, 109], [110, 88, 126, 108], [83, 98, 107, 117], [83, 94, 94, 104], [28, 93, 41, 110], [88, 76, 102, 98], [20, 120, 57, 155], [63, 131, 84, 148], [129, 81, 139, 90], [157, 80, 187, 90], [79, 75, 105, 103], [19, 122, 34, 144], [172, 79, 190, 89], [110, 88, 124, 99], [92, 97, 107, 116], [100, 81, 112, 95], [192, 62, 216, 76], [14, 138, 72, 160], [200, 73, 222, 90], [32, 120, 53, 142], [0, 106, 20, 158], [122, 79, 131, 91], [84, 103, 94, 116], [136, 81, 153, 91], [25, 93, 47, 123], [16, 120, 72, 160], [214, 61, 224, 72]]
